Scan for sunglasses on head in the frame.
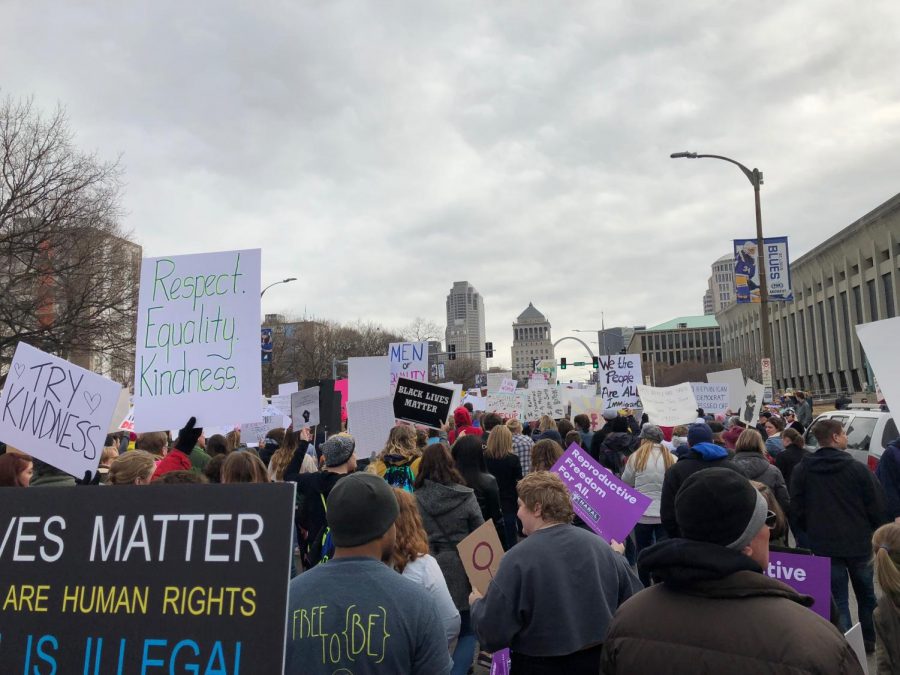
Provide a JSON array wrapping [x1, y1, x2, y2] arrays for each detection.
[[765, 510, 777, 529]]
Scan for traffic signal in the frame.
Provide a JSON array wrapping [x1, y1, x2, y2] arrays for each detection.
[[592, 356, 599, 369], [485, 342, 493, 358], [448, 344, 456, 361], [560, 357, 567, 370]]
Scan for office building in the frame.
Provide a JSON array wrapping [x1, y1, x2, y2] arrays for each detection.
[[627, 316, 722, 383], [445, 281, 486, 371], [511, 303, 554, 381]]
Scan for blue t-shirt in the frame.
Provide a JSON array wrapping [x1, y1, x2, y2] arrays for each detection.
[[285, 557, 452, 674]]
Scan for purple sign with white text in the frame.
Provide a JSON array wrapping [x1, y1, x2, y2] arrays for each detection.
[[766, 551, 831, 620], [490, 649, 511, 675], [550, 444, 651, 543]]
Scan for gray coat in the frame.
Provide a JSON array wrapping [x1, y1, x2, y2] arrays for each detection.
[[733, 451, 790, 514], [415, 480, 485, 610]]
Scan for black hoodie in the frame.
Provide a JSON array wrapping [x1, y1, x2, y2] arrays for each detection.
[[789, 446, 888, 557]]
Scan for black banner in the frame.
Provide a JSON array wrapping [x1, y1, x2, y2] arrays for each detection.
[[0, 483, 295, 673], [392, 377, 455, 429], [303, 378, 341, 434]]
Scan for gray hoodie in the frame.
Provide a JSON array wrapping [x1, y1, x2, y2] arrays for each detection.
[[415, 480, 484, 610], [733, 451, 790, 514]]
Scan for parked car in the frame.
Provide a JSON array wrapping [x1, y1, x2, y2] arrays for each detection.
[[804, 407, 898, 471]]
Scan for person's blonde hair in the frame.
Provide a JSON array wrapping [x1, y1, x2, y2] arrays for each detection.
[[631, 439, 675, 473], [485, 425, 513, 460], [221, 452, 269, 484], [100, 445, 119, 467], [391, 488, 429, 573], [377, 425, 419, 461], [531, 439, 563, 472], [873, 523, 900, 606], [517, 471, 573, 524], [506, 418, 523, 435], [108, 451, 156, 485], [735, 428, 766, 454], [538, 415, 557, 433]]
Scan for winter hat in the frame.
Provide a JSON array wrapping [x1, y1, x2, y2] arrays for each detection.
[[675, 468, 768, 551], [322, 433, 355, 467], [640, 424, 664, 443], [601, 409, 618, 421], [326, 473, 399, 547], [687, 423, 714, 447]]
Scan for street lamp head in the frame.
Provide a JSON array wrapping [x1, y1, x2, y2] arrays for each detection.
[[670, 151, 697, 159], [283, 277, 298, 283]]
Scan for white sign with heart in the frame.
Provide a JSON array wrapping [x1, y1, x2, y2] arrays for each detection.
[[0, 342, 122, 477]]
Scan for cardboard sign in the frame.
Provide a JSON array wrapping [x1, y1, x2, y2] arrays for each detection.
[[291, 386, 320, 427], [519, 388, 564, 421], [133, 248, 262, 430], [638, 383, 699, 427], [347, 396, 395, 458], [766, 551, 831, 621], [457, 520, 505, 595], [596, 354, 642, 410], [0, 342, 122, 477], [690, 383, 730, 415], [551, 444, 651, 542], [388, 341, 428, 389], [0, 483, 295, 672], [707, 368, 745, 413], [392, 378, 455, 429], [856, 317, 900, 417], [741, 378, 766, 426]]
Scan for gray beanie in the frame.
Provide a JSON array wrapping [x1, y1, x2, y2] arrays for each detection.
[[601, 409, 618, 421], [639, 424, 664, 443], [326, 473, 399, 547], [322, 433, 355, 467]]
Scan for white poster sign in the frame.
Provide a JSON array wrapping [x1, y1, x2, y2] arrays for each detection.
[[0, 342, 122, 477], [690, 383, 731, 415], [484, 393, 520, 418], [520, 388, 564, 421], [597, 355, 642, 410], [133, 248, 261, 430], [856, 317, 900, 417], [278, 381, 299, 395], [707, 368, 746, 412], [498, 378, 517, 394], [348, 396, 395, 459], [107, 388, 131, 433], [388, 341, 428, 390], [487, 371, 513, 393], [741, 378, 766, 426], [638, 383, 699, 427], [291, 386, 320, 427], [570, 396, 607, 432], [528, 373, 549, 389], [348, 356, 391, 401], [844, 623, 869, 675]]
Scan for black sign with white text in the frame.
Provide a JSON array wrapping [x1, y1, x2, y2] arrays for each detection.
[[392, 377, 455, 429], [0, 483, 295, 673]]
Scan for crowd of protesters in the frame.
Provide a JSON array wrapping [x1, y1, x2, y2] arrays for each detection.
[[2, 389, 899, 674]]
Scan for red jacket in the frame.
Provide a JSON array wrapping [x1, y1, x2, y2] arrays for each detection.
[[449, 406, 483, 444], [151, 449, 192, 480]]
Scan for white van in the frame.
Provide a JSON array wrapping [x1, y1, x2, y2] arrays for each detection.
[[804, 408, 898, 470]]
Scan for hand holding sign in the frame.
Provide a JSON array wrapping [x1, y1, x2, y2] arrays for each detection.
[[457, 520, 505, 595]]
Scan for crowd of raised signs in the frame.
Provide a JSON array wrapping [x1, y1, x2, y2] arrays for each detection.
[[1, 389, 899, 675]]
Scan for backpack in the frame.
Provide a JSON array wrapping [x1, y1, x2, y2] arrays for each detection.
[[308, 494, 335, 565], [383, 462, 415, 492]]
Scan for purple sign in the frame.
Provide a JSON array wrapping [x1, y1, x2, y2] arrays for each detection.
[[490, 649, 511, 675], [550, 444, 651, 543], [766, 551, 831, 620]]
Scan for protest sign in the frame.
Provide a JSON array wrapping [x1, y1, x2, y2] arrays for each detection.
[[461, 390, 487, 412], [290, 386, 320, 427], [334, 379, 348, 422], [348, 356, 391, 401], [0, 342, 122, 477], [240, 419, 280, 447], [457, 520, 505, 596], [766, 551, 831, 620], [388, 341, 428, 390], [348, 396, 395, 459], [133, 248, 262, 430], [0, 483, 295, 672], [637, 382, 699, 427], [570, 396, 606, 431], [856, 317, 900, 416], [596, 354, 642, 410], [487, 371, 513, 393], [393, 378, 455, 429], [519, 388, 564, 421], [741, 378, 766, 426], [491, 649, 512, 675], [551, 444, 651, 543], [527, 373, 548, 389], [690, 383, 730, 415], [844, 623, 869, 675], [270, 393, 293, 418], [484, 393, 521, 418], [498, 378, 517, 394], [278, 381, 298, 395], [107, 388, 131, 433], [118, 409, 135, 433], [706, 368, 745, 412]]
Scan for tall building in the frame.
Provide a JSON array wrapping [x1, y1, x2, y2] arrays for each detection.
[[703, 285, 714, 315], [445, 281, 486, 371], [511, 303, 554, 381], [702, 253, 736, 314]]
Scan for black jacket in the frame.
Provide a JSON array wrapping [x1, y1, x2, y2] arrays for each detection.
[[485, 454, 523, 515], [789, 447, 888, 557], [295, 470, 348, 565], [774, 445, 809, 491], [466, 471, 504, 534], [876, 438, 900, 520], [660, 452, 742, 538]]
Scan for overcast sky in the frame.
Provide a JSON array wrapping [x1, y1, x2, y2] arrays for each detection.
[[3, 1, 900, 379]]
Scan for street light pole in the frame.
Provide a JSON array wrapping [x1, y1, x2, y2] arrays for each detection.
[[670, 152, 773, 384], [261, 277, 298, 298]]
